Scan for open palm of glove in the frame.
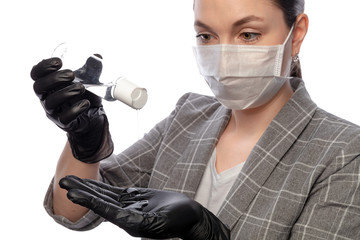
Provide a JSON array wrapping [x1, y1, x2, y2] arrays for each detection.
[[59, 175, 230, 240], [30, 57, 113, 163]]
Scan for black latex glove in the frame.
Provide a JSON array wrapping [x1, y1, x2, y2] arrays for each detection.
[[30, 56, 113, 163], [60, 175, 230, 240]]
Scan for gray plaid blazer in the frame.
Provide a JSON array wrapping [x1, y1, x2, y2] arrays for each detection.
[[45, 78, 360, 239]]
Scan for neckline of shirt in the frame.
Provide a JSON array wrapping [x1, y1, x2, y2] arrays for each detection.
[[210, 148, 245, 183]]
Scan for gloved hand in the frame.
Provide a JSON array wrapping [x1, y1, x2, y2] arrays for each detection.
[[59, 175, 230, 240], [30, 56, 113, 163]]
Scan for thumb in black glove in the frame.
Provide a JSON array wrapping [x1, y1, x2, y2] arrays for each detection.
[[59, 175, 230, 240], [31, 56, 113, 163]]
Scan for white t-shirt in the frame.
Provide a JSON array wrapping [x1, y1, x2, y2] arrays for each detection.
[[194, 148, 244, 215]]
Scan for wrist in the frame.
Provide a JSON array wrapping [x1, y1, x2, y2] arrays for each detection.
[[181, 206, 230, 240]]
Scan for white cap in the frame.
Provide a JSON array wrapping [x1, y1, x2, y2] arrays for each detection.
[[112, 77, 148, 109]]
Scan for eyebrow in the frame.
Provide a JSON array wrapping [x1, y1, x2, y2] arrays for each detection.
[[194, 15, 264, 31]]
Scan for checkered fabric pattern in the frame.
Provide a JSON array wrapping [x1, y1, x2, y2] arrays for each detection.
[[44, 78, 360, 239]]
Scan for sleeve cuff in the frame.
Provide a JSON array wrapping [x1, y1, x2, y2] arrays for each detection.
[[43, 177, 104, 231]]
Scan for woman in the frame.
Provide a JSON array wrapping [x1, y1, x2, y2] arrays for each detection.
[[31, 0, 360, 239]]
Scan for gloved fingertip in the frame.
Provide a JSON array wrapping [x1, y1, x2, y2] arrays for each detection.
[[67, 189, 89, 205], [79, 99, 91, 111], [77, 83, 86, 94], [49, 57, 62, 67], [59, 175, 82, 190], [59, 176, 72, 190], [59, 179, 70, 190], [59, 69, 75, 80], [31, 57, 63, 80]]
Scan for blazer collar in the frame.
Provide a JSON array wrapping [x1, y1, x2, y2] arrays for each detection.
[[162, 97, 231, 196], [162, 79, 317, 230], [217, 78, 318, 229]]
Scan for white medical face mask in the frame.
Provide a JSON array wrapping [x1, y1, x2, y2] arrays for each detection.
[[193, 26, 294, 110]]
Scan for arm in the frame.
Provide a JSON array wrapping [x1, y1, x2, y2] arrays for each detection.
[[31, 57, 113, 222], [53, 141, 100, 222]]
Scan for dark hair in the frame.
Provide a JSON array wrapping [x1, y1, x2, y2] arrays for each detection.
[[271, 0, 305, 78]]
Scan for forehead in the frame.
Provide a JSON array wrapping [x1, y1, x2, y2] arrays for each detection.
[[194, 0, 282, 22]]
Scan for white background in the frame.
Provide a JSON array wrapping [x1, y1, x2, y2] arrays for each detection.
[[1, 0, 360, 239]]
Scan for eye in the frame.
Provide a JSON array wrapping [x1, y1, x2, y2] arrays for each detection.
[[196, 33, 213, 43], [240, 32, 261, 43]]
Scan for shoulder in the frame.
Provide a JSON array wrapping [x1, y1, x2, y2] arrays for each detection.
[[312, 107, 360, 148], [289, 78, 360, 153], [175, 92, 221, 110], [301, 107, 360, 180], [157, 92, 230, 138], [172, 92, 227, 119]]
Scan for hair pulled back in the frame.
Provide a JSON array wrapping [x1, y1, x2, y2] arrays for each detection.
[[271, 0, 305, 78]]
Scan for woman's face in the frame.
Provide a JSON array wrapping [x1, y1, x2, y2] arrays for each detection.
[[194, 0, 292, 46]]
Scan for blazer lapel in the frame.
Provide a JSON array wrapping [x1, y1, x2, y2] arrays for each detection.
[[217, 79, 318, 229], [163, 105, 231, 198]]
